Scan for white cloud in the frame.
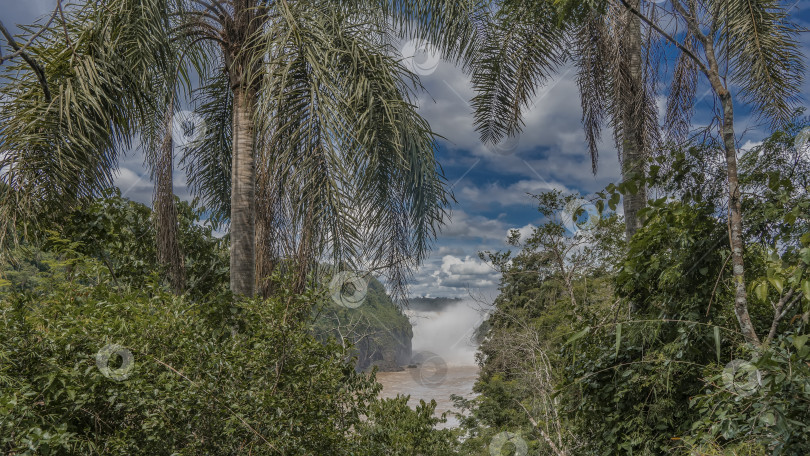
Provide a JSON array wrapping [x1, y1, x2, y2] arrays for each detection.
[[113, 167, 152, 204], [456, 179, 570, 209], [510, 224, 536, 242], [740, 140, 763, 152], [432, 254, 500, 290], [439, 209, 511, 242]]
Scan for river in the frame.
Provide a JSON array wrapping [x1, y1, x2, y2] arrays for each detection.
[[376, 365, 480, 428], [374, 300, 487, 428]]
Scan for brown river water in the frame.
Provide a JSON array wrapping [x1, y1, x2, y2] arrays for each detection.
[[375, 365, 480, 428], [374, 301, 486, 428]]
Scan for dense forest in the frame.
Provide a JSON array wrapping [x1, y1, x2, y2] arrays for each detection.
[[1, 0, 808, 454], [456, 120, 810, 454]]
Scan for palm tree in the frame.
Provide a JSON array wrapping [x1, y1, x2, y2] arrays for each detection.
[[616, 0, 805, 346], [0, 0, 479, 298], [470, 0, 660, 239]]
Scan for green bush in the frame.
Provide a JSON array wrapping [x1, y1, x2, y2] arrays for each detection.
[[0, 248, 456, 455]]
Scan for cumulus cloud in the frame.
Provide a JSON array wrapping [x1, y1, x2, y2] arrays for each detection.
[[455, 179, 570, 209], [439, 209, 511, 242], [432, 254, 499, 290], [510, 224, 536, 242]]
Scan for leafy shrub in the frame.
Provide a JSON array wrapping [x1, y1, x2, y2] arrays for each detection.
[[688, 334, 810, 455], [57, 189, 229, 298], [0, 249, 455, 455]]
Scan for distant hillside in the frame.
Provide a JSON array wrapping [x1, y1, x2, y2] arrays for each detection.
[[407, 296, 463, 312], [312, 276, 412, 372]]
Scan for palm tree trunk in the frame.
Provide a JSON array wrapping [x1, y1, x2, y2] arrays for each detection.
[[255, 210, 278, 298], [230, 86, 257, 296], [155, 104, 185, 293], [618, 0, 761, 346], [621, 0, 647, 240]]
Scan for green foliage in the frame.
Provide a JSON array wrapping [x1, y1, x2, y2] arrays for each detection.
[[356, 396, 458, 455], [563, 200, 735, 455], [688, 334, 810, 454], [463, 120, 810, 455], [2, 190, 229, 298], [0, 192, 459, 454], [0, 251, 456, 455], [463, 190, 622, 454]]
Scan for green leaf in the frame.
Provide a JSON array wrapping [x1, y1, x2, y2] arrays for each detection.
[[793, 335, 809, 351], [768, 277, 784, 294], [566, 326, 591, 345], [800, 248, 810, 265], [625, 180, 637, 195], [754, 281, 769, 302], [608, 193, 620, 211], [802, 279, 810, 301]]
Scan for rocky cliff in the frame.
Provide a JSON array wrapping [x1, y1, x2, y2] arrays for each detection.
[[312, 276, 412, 372]]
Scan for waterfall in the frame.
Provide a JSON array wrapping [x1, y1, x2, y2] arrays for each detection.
[[406, 300, 487, 366]]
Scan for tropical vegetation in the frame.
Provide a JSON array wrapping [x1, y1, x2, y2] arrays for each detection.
[[1, 0, 808, 454]]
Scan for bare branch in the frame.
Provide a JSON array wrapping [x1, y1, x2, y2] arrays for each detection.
[[0, 1, 62, 100], [0, 1, 59, 63], [765, 285, 804, 346], [615, 0, 710, 79]]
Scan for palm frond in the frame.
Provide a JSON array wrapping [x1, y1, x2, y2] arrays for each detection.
[[664, 29, 697, 143], [181, 70, 233, 227], [719, 0, 805, 126], [253, 2, 451, 299], [0, 0, 173, 253], [574, 12, 611, 173], [470, 0, 568, 145]]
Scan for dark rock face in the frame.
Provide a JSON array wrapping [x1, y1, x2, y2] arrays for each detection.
[[311, 275, 413, 372], [355, 326, 412, 372]]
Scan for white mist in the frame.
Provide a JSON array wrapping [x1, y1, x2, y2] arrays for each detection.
[[406, 300, 487, 366]]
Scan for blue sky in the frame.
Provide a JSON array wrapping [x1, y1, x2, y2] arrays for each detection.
[[2, 1, 810, 300]]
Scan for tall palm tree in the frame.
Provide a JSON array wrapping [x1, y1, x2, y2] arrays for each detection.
[[470, 0, 660, 239], [0, 0, 480, 298]]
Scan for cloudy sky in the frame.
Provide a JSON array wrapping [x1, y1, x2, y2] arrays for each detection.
[[3, 1, 810, 300]]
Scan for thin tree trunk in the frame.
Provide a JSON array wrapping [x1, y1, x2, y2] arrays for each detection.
[[718, 91, 760, 346], [620, 0, 647, 240], [701, 39, 760, 346], [155, 104, 185, 293], [230, 86, 257, 297]]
